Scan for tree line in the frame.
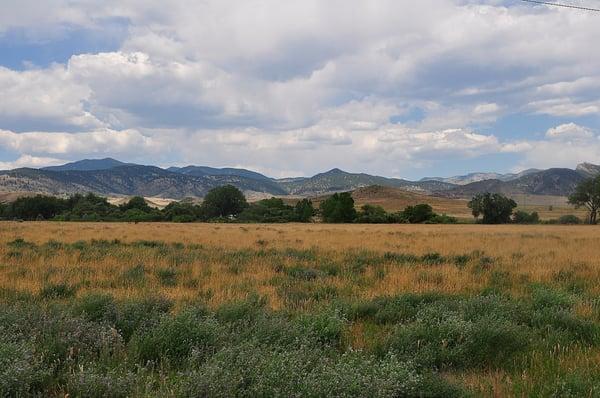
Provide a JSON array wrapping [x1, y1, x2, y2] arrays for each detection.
[[466, 174, 600, 225], [0, 186, 455, 224], [1, 174, 598, 224]]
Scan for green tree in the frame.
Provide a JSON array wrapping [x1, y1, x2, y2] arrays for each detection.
[[402, 204, 435, 223], [513, 210, 539, 224], [201, 185, 248, 219], [121, 196, 152, 212], [568, 176, 600, 224], [468, 193, 517, 224], [319, 192, 357, 223], [5, 195, 68, 220], [356, 204, 388, 223], [467, 194, 485, 220], [162, 202, 201, 222], [294, 199, 314, 222]]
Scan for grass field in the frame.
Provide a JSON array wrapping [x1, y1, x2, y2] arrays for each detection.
[[2, 222, 600, 396]]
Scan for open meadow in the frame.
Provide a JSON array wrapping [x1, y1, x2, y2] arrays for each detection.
[[2, 222, 600, 396]]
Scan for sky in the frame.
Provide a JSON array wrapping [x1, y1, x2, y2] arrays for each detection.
[[0, 0, 599, 179]]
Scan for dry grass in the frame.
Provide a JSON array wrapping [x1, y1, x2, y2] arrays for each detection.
[[2, 221, 600, 396], [1, 222, 600, 307]]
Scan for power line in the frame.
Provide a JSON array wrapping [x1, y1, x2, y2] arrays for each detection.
[[520, 0, 600, 11]]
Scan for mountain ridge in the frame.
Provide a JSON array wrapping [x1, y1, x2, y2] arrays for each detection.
[[0, 159, 598, 199]]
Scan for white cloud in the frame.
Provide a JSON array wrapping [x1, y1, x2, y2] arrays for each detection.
[[546, 123, 595, 140], [0, 155, 65, 170], [1, 1, 600, 176], [0, 128, 161, 156]]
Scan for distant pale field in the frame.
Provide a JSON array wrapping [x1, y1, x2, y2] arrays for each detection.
[[2, 222, 600, 305]]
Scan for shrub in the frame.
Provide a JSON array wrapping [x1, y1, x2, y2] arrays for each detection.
[[557, 215, 582, 225], [0, 340, 52, 396], [121, 264, 146, 286], [115, 296, 173, 342], [386, 310, 530, 369], [429, 214, 458, 224], [73, 293, 117, 323], [180, 343, 463, 398], [513, 210, 540, 224], [39, 282, 77, 299], [284, 265, 320, 280], [156, 268, 178, 287], [421, 252, 445, 265], [66, 366, 136, 398], [216, 294, 266, 323], [296, 310, 346, 347], [129, 310, 220, 365]]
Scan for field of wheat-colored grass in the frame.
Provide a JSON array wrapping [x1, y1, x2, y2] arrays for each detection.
[[2, 222, 600, 304], [2, 221, 600, 397]]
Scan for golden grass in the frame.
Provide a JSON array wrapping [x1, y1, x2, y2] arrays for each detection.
[[2, 221, 600, 396], [1, 222, 600, 308]]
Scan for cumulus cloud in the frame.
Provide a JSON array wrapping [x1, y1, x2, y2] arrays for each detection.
[[546, 123, 595, 140], [1, 0, 600, 176], [0, 128, 162, 156], [0, 155, 65, 170]]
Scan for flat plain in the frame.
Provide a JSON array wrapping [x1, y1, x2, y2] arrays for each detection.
[[2, 222, 600, 396]]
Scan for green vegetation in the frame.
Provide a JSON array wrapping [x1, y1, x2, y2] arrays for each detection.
[[1, 233, 600, 396], [320, 192, 358, 223], [513, 210, 540, 224], [468, 193, 517, 224], [200, 185, 249, 218], [239, 197, 315, 223], [0, 187, 458, 224], [569, 175, 600, 224]]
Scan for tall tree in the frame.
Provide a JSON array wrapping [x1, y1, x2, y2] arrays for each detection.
[[201, 185, 248, 218], [468, 193, 517, 224], [568, 176, 600, 224], [320, 192, 357, 223]]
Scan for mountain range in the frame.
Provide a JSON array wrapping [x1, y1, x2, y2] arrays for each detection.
[[0, 158, 597, 199]]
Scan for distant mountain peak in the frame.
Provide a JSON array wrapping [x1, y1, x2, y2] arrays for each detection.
[[576, 162, 600, 177], [43, 158, 128, 172]]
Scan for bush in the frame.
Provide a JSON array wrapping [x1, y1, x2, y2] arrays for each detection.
[[429, 214, 458, 224], [513, 210, 540, 224], [180, 342, 462, 398], [386, 309, 530, 369], [0, 340, 52, 396], [130, 310, 220, 364], [39, 282, 78, 299], [156, 268, 178, 287], [72, 293, 117, 323], [296, 310, 346, 347], [215, 295, 266, 323], [66, 366, 136, 398], [557, 215, 582, 225], [115, 296, 173, 342]]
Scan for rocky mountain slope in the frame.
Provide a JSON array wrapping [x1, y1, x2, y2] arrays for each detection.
[[0, 158, 598, 199], [440, 168, 588, 198]]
